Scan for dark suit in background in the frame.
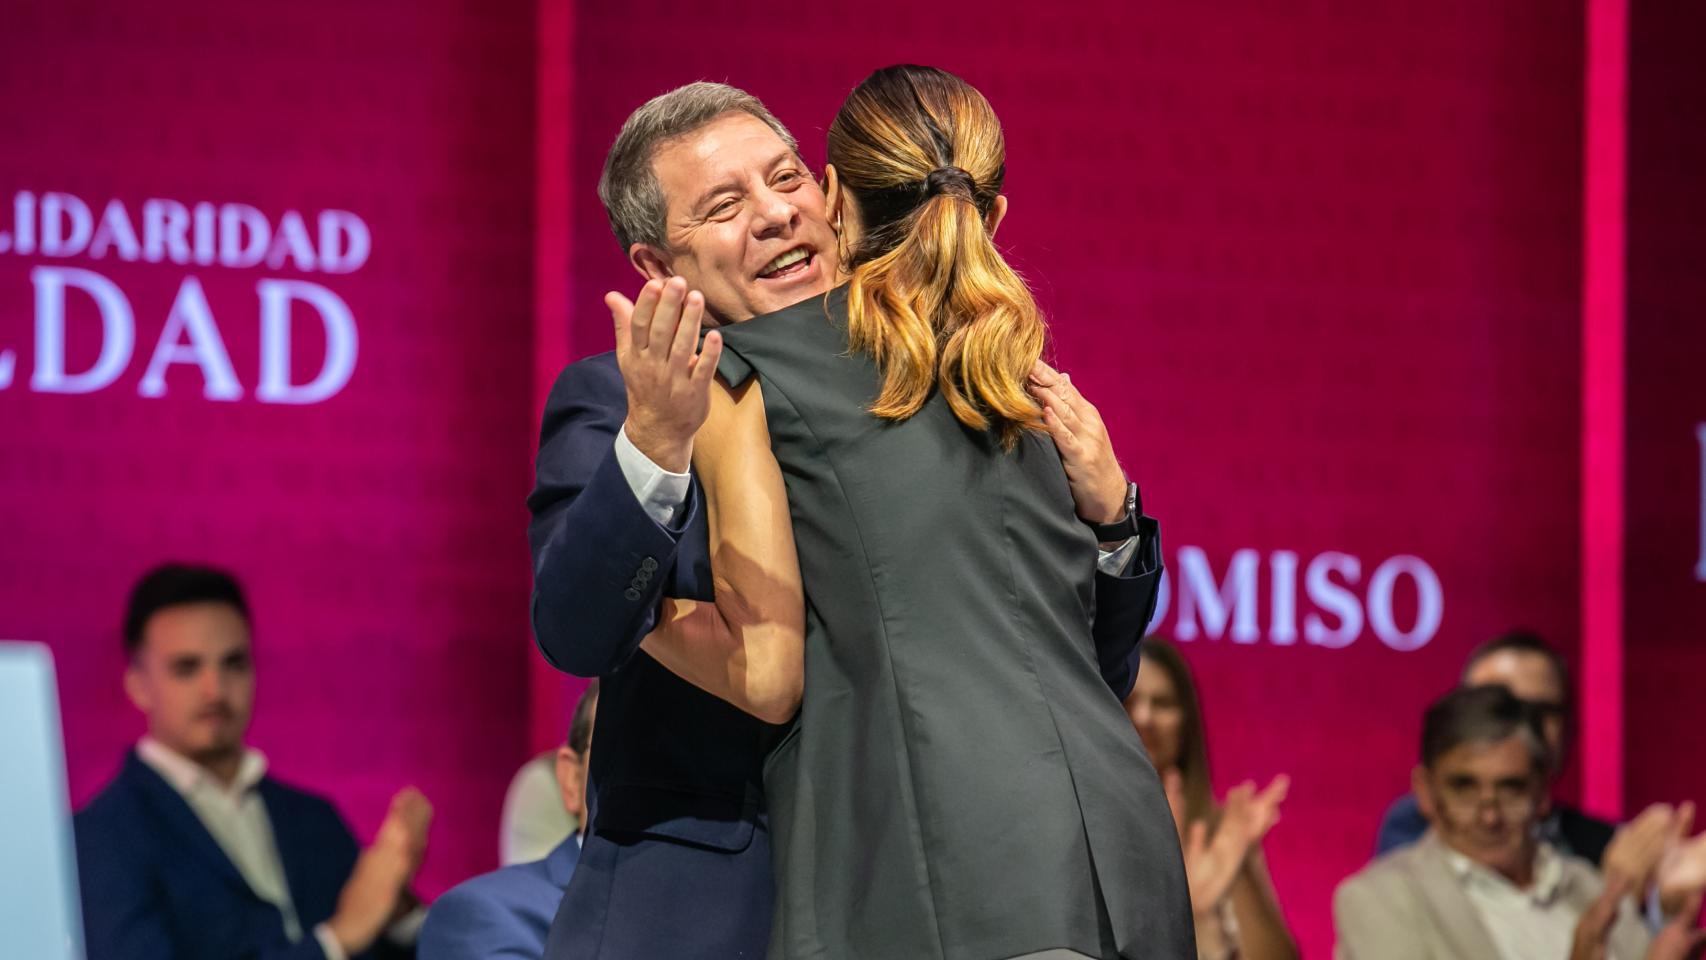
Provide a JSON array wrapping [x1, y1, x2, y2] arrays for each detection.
[[527, 350, 1164, 959], [73, 750, 404, 960]]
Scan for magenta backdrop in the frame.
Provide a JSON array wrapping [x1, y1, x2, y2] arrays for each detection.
[[0, 1, 538, 897], [1625, 0, 1706, 817], [3, 1, 1694, 956]]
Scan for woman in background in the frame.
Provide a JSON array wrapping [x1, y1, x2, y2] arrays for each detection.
[[1125, 639, 1297, 960]]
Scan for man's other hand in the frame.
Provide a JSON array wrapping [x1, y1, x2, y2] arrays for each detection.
[[611, 276, 724, 473], [1028, 359, 1128, 526]]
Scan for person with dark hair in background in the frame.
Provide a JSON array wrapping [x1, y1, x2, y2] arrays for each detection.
[[531, 79, 1163, 960], [1375, 631, 1617, 865], [1335, 685, 1706, 960], [74, 562, 432, 960], [637, 65, 1188, 958], [1124, 639, 1296, 960], [418, 681, 598, 960]]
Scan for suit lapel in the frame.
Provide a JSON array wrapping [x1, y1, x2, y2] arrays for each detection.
[[1409, 833, 1505, 959], [123, 750, 254, 898], [257, 778, 314, 913]]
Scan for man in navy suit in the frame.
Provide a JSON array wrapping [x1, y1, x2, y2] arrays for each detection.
[[529, 82, 1163, 959], [418, 682, 598, 960], [74, 563, 432, 960]]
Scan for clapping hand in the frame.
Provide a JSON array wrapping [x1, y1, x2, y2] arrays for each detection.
[[1164, 770, 1290, 918]]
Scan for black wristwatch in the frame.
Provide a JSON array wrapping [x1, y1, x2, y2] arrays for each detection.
[[1086, 481, 1142, 543]]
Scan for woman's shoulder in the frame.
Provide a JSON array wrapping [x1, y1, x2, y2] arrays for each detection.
[[715, 285, 853, 387]]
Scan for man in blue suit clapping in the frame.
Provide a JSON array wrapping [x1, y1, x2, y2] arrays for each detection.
[[417, 682, 597, 960], [74, 563, 432, 960]]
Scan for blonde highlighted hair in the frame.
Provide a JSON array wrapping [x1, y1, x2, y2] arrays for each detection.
[[827, 65, 1044, 449]]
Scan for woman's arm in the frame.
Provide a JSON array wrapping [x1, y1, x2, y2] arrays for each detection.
[[640, 376, 805, 724], [1229, 845, 1299, 960]]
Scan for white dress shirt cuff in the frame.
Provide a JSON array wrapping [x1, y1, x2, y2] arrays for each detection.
[[614, 426, 692, 528], [1096, 536, 1140, 576], [385, 905, 428, 945], [313, 924, 348, 960]]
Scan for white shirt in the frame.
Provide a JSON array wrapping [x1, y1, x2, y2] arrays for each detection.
[[136, 738, 424, 960], [1444, 842, 1580, 960], [613, 427, 1142, 574]]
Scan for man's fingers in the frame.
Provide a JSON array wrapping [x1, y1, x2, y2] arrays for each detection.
[[690, 329, 724, 387], [646, 277, 687, 360], [630, 279, 666, 354], [1040, 404, 1077, 452], [1029, 358, 1061, 386], [608, 291, 635, 360], [671, 290, 705, 370]]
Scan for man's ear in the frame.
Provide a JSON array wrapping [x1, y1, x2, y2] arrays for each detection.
[[555, 745, 583, 818], [824, 164, 843, 229], [123, 664, 151, 714], [628, 244, 673, 283], [987, 194, 1008, 237], [1411, 765, 1438, 823]]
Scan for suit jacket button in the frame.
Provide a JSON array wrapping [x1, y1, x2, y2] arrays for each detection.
[[624, 587, 641, 601], [641, 557, 659, 573]]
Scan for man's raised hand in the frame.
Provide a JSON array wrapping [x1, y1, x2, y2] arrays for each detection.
[[611, 276, 724, 473]]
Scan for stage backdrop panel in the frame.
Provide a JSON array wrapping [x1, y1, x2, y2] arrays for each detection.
[[0, 0, 537, 896], [561, 1, 1583, 953], [1625, 0, 1706, 816]]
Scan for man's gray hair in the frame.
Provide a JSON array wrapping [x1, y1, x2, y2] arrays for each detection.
[[599, 82, 799, 252]]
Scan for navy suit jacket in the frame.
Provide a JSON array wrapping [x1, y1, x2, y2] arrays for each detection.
[[417, 837, 578, 960], [73, 749, 404, 960], [527, 350, 1163, 960]]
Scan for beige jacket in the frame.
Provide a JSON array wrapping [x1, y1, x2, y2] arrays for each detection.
[[1334, 831, 1650, 960]]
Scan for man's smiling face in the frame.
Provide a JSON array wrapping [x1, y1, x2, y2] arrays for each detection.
[[636, 111, 838, 324]]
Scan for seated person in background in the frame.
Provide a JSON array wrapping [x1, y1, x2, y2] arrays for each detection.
[[1125, 638, 1297, 960], [497, 729, 579, 865], [75, 562, 431, 960], [418, 681, 597, 960], [1377, 630, 1616, 864], [1335, 685, 1706, 960]]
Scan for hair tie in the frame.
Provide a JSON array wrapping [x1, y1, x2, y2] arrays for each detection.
[[923, 166, 975, 199]]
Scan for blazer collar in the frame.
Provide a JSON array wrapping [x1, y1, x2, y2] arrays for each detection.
[[543, 834, 582, 889], [121, 749, 253, 896], [1410, 831, 1505, 960]]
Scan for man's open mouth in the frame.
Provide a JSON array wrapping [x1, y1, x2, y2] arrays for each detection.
[[757, 247, 813, 280]]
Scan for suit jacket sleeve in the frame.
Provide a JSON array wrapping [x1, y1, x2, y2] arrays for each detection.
[[1090, 515, 1162, 700], [416, 886, 539, 960], [527, 358, 702, 677]]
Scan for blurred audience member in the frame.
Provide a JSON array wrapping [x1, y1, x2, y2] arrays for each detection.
[[1125, 639, 1298, 960], [74, 562, 431, 960], [498, 747, 576, 865], [1335, 685, 1706, 960], [1377, 631, 1615, 865], [419, 681, 597, 960]]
